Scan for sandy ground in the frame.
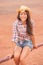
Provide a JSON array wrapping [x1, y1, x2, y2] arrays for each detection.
[[0, 0, 43, 65]]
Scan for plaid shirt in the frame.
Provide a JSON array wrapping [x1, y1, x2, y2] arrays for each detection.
[[12, 19, 34, 43]]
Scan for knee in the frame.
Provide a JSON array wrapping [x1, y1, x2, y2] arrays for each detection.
[[20, 57, 23, 61], [20, 56, 25, 63], [19, 57, 25, 65], [14, 53, 20, 61]]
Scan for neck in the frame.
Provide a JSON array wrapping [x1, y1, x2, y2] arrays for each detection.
[[22, 21, 26, 25]]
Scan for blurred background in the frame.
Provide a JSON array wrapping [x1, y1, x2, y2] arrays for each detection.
[[0, 0, 43, 65]]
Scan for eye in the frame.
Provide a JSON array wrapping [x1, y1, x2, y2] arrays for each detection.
[[20, 13, 23, 15]]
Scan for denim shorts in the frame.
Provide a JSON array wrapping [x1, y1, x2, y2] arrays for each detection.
[[16, 40, 33, 49]]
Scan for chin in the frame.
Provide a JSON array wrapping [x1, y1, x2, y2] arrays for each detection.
[[21, 19, 26, 22]]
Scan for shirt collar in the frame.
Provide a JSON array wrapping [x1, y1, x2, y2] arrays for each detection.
[[18, 20, 22, 25]]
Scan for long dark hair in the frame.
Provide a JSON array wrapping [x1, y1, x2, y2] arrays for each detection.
[[17, 10, 33, 35]]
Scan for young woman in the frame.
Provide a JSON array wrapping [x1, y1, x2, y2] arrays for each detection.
[[12, 5, 37, 65]]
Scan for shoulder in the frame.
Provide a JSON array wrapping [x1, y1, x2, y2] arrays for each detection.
[[12, 19, 19, 27], [13, 19, 18, 25]]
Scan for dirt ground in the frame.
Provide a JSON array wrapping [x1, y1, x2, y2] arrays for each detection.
[[0, 0, 43, 65]]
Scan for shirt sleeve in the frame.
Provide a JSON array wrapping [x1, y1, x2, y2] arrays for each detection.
[[12, 20, 18, 43]]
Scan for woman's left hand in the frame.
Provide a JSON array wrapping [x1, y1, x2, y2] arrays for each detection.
[[33, 44, 37, 48]]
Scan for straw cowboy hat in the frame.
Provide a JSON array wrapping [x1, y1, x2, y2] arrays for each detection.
[[17, 5, 32, 16], [17, 5, 32, 15]]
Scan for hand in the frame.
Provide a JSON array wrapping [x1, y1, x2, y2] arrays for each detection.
[[33, 44, 37, 49]]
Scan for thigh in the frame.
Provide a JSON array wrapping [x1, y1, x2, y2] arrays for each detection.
[[20, 46, 31, 61], [14, 45, 22, 58]]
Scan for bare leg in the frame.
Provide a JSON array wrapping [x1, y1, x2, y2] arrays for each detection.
[[19, 46, 31, 65], [13, 45, 22, 65]]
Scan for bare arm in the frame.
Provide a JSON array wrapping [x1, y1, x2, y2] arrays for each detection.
[[30, 35, 37, 48]]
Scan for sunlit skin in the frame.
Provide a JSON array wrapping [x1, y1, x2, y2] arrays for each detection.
[[20, 11, 27, 25]]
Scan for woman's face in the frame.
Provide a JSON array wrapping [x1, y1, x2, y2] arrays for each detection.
[[19, 11, 27, 22]]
